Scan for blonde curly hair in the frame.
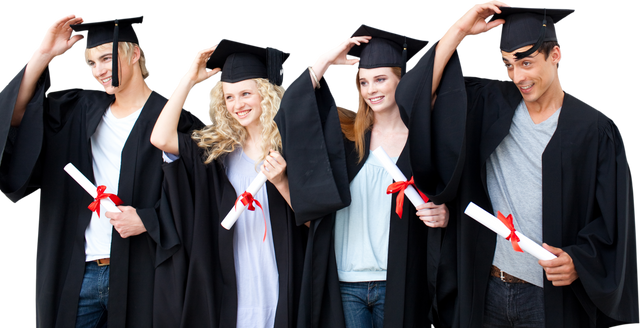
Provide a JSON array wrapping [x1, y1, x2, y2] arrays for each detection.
[[192, 78, 285, 164]]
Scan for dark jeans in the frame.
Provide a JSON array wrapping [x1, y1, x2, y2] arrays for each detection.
[[75, 261, 109, 328], [483, 276, 544, 328], [340, 281, 386, 328]]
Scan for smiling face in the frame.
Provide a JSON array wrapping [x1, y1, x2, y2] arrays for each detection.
[[358, 67, 401, 114], [502, 44, 562, 104], [223, 79, 263, 130], [86, 42, 139, 95]]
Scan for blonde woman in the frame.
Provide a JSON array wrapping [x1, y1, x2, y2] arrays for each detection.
[[275, 26, 448, 328], [150, 40, 306, 328]]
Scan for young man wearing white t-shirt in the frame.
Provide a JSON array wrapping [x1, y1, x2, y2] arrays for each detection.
[[0, 16, 201, 328]]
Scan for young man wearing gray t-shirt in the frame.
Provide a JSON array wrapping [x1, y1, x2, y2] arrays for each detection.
[[411, 2, 638, 327]]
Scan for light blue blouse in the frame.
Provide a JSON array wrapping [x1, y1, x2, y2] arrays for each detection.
[[334, 151, 397, 282]]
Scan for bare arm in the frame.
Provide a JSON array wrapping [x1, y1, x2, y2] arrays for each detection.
[[12, 15, 84, 126], [308, 36, 371, 88], [150, 46, 220, 154], [431, 2, 508, 105]]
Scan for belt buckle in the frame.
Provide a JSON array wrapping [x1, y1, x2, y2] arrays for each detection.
[[96, 258, 110, 266], [500, 270, 506, 282]]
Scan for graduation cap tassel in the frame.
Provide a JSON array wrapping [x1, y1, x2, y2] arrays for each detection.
[[401, 37, 408, 77], [112, 20, 120, 87]]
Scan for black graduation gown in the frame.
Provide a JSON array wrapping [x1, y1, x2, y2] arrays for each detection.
[[153, 132, 308, 328], [275, 70, 440, 328], [0, 67, 203, 328], [408, 48, 639, 328]]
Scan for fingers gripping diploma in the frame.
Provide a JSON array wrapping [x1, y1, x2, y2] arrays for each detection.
[[538, 243, 579, 286], [106, 206, 147, 239], [416, 202, 449, 228], [261, 150, 287, 185], [261, 150, 292, 208]]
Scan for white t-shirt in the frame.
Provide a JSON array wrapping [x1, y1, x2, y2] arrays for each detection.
[[163, 147, 279, 327], [85, 106, 142, 262], [224, 149, 279, 328]]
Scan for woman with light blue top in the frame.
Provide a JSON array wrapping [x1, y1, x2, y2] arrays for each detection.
[[275, 25, 449, 328]]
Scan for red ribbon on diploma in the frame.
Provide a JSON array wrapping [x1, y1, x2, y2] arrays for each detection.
[[497, 211, 523, 253], [386, 177, 430, 218], [87, 185, 123, 218], [235, 191, 267, 242]]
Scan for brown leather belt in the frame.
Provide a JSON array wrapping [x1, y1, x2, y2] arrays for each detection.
[[95, 258, 110, 266], [490, 265, 528, 284]]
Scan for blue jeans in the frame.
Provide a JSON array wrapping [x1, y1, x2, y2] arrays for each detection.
[[483, 276, 545, 328], [75, 261, 109, 328], [340, 281, 386, 328]]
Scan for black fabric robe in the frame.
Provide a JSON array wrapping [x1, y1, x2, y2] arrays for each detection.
[[0, 67, 202, 328], [153, 132, 308, 328], [408, 47, 638, 328], [275, 70, 440, 328]]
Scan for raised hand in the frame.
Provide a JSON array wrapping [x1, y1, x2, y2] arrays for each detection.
[[151, 45, 220, 155], [432, 1, 509, 102], [38, 15, 85, 58], [184, 46, 221, 85], [310, 36, 371, 87], [12, 15, 85, 127], [454, 1, 508, 37]]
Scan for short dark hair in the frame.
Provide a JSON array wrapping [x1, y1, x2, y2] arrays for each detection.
[[538, 41, 562, 60]]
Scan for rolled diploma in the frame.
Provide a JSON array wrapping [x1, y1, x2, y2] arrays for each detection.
[[464, 202, 556, 260], [221, 172, 268, 230], [371, 146, 427, 208], [64, 163, 121, 214]]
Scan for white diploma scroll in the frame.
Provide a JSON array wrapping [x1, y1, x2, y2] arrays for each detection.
[[371, 146, 427, 208], [64, 163, 121, 214], [464, 202, 556, 260], [221, 172, 268, 230]]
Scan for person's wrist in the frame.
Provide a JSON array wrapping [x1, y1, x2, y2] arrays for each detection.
[[27, 46, 59, 66]]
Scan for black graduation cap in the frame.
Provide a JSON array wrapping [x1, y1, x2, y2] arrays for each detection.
[[490, 7, 573, 59], [348, 25, 428, 76], [206, 39, 289, 86], [71, 17, 143, 87]]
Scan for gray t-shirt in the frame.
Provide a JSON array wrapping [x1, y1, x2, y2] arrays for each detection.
[[487, 100, 560, 288]]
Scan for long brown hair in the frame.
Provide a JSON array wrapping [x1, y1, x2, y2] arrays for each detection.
[[337, 66, 402, 162]]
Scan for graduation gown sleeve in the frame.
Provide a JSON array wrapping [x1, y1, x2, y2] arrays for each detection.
[[153, 132, 222, 328], [274, 70, 351, 224], [0, 66, 90, 201], [561, 114, 638, 325], [399, 43, 466, 204]]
